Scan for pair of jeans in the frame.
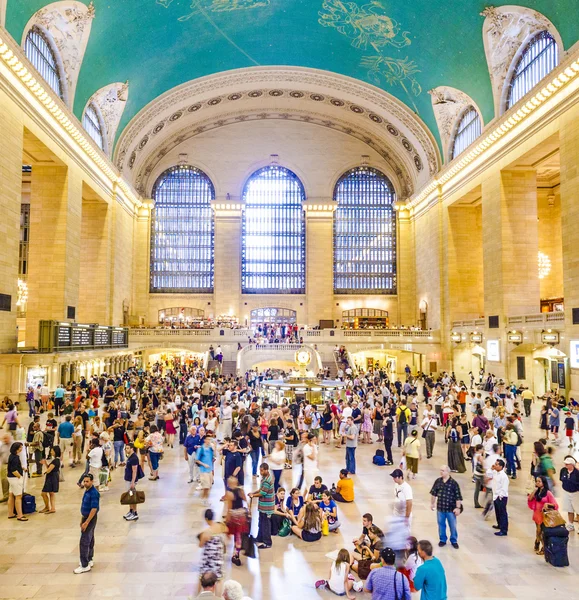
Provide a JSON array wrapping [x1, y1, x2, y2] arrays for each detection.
[[494, 496, 509, 533], [250, 449, 260, 476], [383, 437, 393, 463], [424, 431, 435, 458], [504, 444, 517, 476], [345, 446, 356, 474], [79, 514, 98, 567], [397, 423, 408, 446], [113, 441, 125, 464], [436, 511, 458, 544], [256, 511, 272, 546], [272, 468, 282, 492], [179, 425, 187, 445], [27, 400, 35, 417], [34, 449, 43, 475]]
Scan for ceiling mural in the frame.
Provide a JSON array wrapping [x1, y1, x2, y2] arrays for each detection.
[[5, 0, 578, 152]]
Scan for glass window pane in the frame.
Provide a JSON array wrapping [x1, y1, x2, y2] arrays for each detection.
[[333, 167, 396, 294], [150, 166, 215, 293], [242, 166, 306, 294], [24, 27, 64, 100], [451, 107, 482, 159], [82, 103, 105, 151], [507, 31, 558, 110]]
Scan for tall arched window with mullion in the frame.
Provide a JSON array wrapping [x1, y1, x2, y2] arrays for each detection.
[[451, 107, 482, 160], [82, 103, 105, 151], [334, 167, 396, 294], [242, 165, 306, 294], [507, 30, 558, 110], [150, 166, 215, 293], [24, 26, 64, 101]]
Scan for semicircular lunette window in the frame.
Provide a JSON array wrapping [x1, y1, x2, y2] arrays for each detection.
[[506, 30, 558, 110], [451, 107, 482, 160], [242, 165, 306, 294], [150, 165, 215, 293], [334, 167, 396, 294], [24, 26, 64, 100]]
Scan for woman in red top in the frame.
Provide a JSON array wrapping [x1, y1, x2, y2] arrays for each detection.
[[527, 475, 558, 554]]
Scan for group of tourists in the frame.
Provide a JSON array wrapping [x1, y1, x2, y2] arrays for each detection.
[[1, 359, 578, 598]]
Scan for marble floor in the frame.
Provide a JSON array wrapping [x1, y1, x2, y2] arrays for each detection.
[[1, 408, 578, 600]]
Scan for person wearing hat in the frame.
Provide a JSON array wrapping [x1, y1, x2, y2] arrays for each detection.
[[390, 469, 413, 523], [560, 456, 579, 531], [364, 546, 411, 599]]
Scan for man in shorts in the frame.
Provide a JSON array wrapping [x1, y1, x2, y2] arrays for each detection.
[[196, 434, 215, 506], [560, 456, 579, 531]]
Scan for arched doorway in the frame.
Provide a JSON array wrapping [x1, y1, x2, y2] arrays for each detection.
[[250, 307, 297, 328]]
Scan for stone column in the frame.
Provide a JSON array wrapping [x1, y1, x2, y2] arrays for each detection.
[[560, 103, 579, 396], [396, 205, 416, 327], [213, 202, 242, 319], [482, 168, 539, 379], [304, 201, 334, 326], [133, 203, 152, 325], [26, 165, 82, 347], [0, 104, 23, 353]]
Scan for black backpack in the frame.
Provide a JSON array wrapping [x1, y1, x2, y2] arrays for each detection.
[[399, 409, 407, 425], [101, 449, 109, 468]]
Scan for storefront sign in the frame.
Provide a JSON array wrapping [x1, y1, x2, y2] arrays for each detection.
[[487, 339, 500, 362], [541, 332, 560, 344]]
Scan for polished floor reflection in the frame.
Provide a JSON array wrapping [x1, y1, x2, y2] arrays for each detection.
[[1, 409, 578, 600]]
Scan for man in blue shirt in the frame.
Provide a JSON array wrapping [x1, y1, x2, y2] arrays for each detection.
[[196, 435, 215, 505], [183, 426, 201, 484], [365, 547, 411, 599], [414, 540, 447, 600], [57, 415, 74, 466], [54, 385, 65, 416], [75, 474, 100, 574]]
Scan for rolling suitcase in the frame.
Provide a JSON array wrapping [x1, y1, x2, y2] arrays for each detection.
[[543, 525, 569, 567], [22, 493, 36, 514]]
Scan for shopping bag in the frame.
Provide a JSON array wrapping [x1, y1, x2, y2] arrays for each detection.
[[543, 507, 566, 528], [321, 518, 329, 536]]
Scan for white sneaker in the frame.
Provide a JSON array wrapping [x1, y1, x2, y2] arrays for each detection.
[[89, 560, 94, 568], [123, 511, 132, 519], [565, 523, 575, 531], [126, 512, 139, 521], [74, 565, 91, 574]]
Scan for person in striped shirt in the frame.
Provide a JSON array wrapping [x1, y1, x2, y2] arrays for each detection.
[[250, 462, 275, 549]]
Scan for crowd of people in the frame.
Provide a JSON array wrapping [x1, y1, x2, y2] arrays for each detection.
[[1, 362, 578, 598]]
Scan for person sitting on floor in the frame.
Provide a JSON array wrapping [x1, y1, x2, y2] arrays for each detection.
[[332, 469, 354, 503]]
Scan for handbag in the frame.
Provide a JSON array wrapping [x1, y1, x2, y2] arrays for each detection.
[[542, 506, 565, 528], [120, 489, 146, 505], [278, 517, 292, 537], [421, 418, 433, 439]]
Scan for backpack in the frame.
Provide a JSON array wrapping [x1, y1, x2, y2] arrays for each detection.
[[101, 449, 109, 468], [398, 409, 407, 425], [373, 455, 386, 466]]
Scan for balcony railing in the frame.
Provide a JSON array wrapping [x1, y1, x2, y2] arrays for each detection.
[[507, 312, 564, 326]]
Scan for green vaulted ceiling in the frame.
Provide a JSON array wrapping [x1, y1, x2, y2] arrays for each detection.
[[5, 0, 579, 149]]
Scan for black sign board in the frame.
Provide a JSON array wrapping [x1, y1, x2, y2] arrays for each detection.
[[72, 327, 93, 347], [94, 328, 111, 346], [57, 326, 71, 347]]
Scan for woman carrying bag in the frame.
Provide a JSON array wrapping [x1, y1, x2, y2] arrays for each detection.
[[527, 475, 558, 555], [121, 443, 145, 521]]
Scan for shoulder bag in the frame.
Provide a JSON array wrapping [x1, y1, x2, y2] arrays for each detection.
[[120, 489, 146, 505]]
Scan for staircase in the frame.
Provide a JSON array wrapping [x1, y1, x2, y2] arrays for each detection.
[[208, 360, 237, 377], [323, 360, 338, 378]]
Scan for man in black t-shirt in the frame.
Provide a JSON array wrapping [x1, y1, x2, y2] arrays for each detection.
[[307, 475, 327, 504]]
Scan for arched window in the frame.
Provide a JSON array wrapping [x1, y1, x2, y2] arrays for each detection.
[[450, 107, 482, 159], [150, 166, 215, 293], [24, 26, 64, 100], [334, 167, 396, 294], [82, 103, 105, 151], [506, 31, 558, 110], [242, 165, 306, 294]]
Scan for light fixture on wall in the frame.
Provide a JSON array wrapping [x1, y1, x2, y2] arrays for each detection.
[[538, 251, 551, 279]]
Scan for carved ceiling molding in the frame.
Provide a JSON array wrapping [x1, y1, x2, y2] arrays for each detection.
[[114, 67, 440, 177], [428, 86, 483, 162], [481, 5, 563, 116], [85, 82, 129, 158], [134, 108, 415, 200], [22, 0, 95, 108]]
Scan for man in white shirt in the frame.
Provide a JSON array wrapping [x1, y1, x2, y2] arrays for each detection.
[[491, 459, 509, 536], [87, 439, 104, 483], [482, 430, 498, 454], [390, 469, 413, 523]]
